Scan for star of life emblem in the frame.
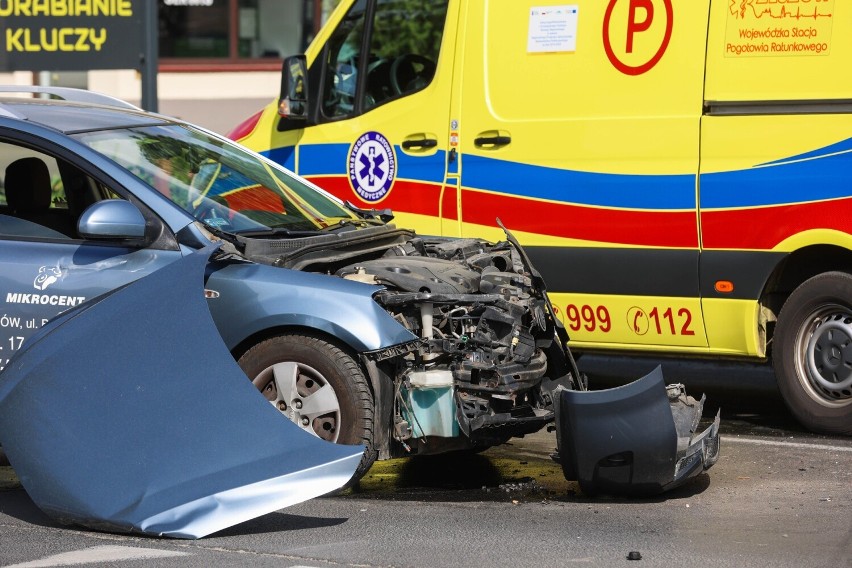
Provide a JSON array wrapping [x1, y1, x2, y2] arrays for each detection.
[[348, 131, 396, 202]]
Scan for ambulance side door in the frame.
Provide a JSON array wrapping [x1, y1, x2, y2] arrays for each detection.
[[289, 0, 458, 236], [454, 0, 710, 350]]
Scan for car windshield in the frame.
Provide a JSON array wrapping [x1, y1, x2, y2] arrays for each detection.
[[73, 124, 359, 233]]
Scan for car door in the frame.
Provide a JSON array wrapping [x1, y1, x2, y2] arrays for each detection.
[[0, 139, 182, 369]]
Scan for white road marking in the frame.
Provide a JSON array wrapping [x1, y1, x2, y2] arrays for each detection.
[[721, 435, 852, 452], [5, 545, 190, 567]]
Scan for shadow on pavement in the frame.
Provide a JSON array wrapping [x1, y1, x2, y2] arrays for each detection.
[[0, 489, 62, 530], [208, 511, 350, 538]]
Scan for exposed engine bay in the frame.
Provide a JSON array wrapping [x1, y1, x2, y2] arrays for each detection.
[[339, 234, 574, 455], [236, 222, 576, 458]]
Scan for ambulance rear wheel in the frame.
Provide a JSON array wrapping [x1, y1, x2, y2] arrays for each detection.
[[238, 333, 378, 484], [773, 272, 852, 435]]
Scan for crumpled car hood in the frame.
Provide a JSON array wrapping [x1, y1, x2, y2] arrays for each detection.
[[0, 244, 363, 538]]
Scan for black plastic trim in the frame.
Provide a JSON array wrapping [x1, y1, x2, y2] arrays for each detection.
[[699, 250, 786, 299], [705, 99, 852, 116], [524, 247, 699, 297], [524, 246, 784, 300]]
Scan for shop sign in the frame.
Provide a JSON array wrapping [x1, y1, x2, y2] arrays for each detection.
[[0, 0, 145, 72]]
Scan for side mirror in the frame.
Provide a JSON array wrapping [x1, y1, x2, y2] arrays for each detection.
[[278, 55, 308, 121], [78, 199, 147, 240]]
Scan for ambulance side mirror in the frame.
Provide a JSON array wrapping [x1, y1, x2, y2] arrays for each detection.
[[278, 55, 308, 121]]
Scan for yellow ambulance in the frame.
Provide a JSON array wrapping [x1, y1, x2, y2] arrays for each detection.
[[231, 0, 852, 435]]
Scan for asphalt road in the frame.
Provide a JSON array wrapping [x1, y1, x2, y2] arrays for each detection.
[[0, 380, 850, 568]]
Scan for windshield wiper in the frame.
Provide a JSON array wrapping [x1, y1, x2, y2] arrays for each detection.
[[319, 219, 365, 232], [237, 219, 383, 237], [235, 227, 322, 238], [319, 217, 389, 232], [344, 201, 395, 223], [198, 222, 246, 253]]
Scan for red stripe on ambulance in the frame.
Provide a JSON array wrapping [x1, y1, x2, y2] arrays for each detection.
[[702, 198, 852, 249]]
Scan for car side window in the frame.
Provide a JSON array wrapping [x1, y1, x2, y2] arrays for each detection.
[[0, 143, 72, 239], [0, 140, 113, 240], [320, 0, 449, 120]]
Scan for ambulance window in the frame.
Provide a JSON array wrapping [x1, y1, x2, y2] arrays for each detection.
[[321, 0, 368, 119], [364, 0, 447, 110], [320, 0, 448, 120]]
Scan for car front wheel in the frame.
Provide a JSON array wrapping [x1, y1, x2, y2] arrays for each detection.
[[238, 332, 377, 482], [773, 272, 852, 435]]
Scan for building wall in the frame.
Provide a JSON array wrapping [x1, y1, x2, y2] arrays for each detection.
[[90, 70, 279, 135], [0, 70, 277, 136]]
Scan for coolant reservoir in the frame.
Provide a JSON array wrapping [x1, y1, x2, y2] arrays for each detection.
[[404, 370, 459, 438]]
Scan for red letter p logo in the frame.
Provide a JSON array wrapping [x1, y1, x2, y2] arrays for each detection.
[[603, 0, 673, 76], [626, 0, 654, 53]]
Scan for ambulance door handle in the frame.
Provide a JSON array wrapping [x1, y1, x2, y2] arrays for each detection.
[[474, 135, 511, 147], [402, 138, 438, 150]]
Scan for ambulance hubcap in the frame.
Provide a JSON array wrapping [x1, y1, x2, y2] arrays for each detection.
[[797, 305, 852, 406]]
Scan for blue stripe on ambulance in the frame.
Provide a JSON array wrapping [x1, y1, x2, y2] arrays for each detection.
[[265, 138, 852, 211], [461, 155, 695, 210], [285, 144, 696, 209], [265, 145, 296, 171], [292, 143, 447, 185], [759, 137, 852, 167], [701, 140, 852, 209]]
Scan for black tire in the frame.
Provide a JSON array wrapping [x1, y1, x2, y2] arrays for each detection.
[[238, 333, 377, 484], [773, 272, 852, 435]]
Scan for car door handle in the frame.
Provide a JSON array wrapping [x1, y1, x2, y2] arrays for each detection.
[[401, 138, 438, 150], [474, 135, 511, 147]]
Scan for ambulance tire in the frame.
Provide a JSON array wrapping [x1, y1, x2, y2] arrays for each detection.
[[773, 272, 852, 435], [238, 333, 377, 485]]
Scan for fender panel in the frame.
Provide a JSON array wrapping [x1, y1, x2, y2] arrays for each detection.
[[206, 261, 417, 353]]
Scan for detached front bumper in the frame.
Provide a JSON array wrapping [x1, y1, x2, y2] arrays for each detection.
[[553, 366, 720, 496]]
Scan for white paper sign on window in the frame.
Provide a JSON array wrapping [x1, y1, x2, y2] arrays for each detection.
[[528, 5, 578, 53]]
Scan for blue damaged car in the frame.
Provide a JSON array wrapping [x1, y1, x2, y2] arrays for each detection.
[[0, 86, 719, 513]]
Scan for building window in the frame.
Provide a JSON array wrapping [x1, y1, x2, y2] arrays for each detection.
[[160, 1, 229, 59], [159, 0, 320, 70]]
